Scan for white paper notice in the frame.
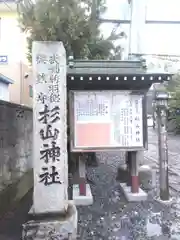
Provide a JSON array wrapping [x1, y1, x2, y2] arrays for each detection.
[[111, 94, 143, 147], [74, 91, 111, 123], [74, 91, 143, 148]]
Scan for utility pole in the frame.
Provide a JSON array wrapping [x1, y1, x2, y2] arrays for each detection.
[[156, 93, 170, 201], [128, 0, 147, 59], [128, 0, 133, 58]]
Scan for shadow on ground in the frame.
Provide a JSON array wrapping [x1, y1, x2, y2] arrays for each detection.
[[0, 190, 32, 240]]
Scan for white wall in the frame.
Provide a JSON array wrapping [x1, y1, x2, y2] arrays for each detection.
[[0, 81, 9, 101], [0, 15, 27, 62], [0, 11, 31, 105]]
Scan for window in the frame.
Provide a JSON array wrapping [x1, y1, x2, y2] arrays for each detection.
[[29, 85, 33, 98]]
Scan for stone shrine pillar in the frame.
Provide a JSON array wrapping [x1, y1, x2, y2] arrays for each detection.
[[22, 41, 77, 240]]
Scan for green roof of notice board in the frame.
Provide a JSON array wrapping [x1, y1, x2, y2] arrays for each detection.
[[66, 59, 172, 91], [67, 59, 147, 75]]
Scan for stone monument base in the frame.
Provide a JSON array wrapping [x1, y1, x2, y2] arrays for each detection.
[[22, 201, 77, 240]]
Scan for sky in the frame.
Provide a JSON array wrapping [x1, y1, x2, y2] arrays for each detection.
[[100, 0, 180, 56]]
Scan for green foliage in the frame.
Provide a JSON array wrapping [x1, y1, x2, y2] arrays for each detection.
[[17, 0, 125, 174], [165, 73, 180, 130], [17, 0, 123, 63], [166, 73, 180, 92], [166, 73, 180, 108], [152, 76, 180, 131]]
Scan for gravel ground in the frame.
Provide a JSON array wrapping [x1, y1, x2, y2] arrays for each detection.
[[77, 152, 180, 240]]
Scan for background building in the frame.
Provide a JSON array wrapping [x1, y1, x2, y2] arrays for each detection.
[[0, 73, 13, 101], [0, 0, 32, 106]]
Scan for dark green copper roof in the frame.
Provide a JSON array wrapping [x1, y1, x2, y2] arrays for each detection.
[[67, 59, 147, 75], [66, 59, 172, 91]]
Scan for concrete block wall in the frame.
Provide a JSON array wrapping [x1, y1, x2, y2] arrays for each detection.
[[0, 100, 33, 191]]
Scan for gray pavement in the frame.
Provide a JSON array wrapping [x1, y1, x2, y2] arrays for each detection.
[[144, 129, 180, 193]]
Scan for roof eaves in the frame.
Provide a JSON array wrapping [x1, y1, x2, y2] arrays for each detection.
[[0, 74, 14, 84]]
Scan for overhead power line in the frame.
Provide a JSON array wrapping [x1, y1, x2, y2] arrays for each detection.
[[1, 0, 14, 11]]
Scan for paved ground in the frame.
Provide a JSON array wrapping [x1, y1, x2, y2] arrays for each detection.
[[1, 129, 180, 239], [144, 128, 180, 193]]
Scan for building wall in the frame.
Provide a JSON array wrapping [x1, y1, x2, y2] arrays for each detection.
[[22, 65, 33, 107], [0, 81, 9, 101], [0, 100, 32, 191], [0, 6, 32, 107]]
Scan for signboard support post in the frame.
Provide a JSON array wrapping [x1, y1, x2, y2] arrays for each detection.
[[126, 152, 132, 187], [22, 41, 77, 240], [157, 107, 170, 201], [78, 156, 86, 196], [130, 151, 139, 193], [72, 153, 93, 206], [120, 150, 147, 201]]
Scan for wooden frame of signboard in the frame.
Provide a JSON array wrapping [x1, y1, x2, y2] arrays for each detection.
[[69, 90, 148, 152]]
